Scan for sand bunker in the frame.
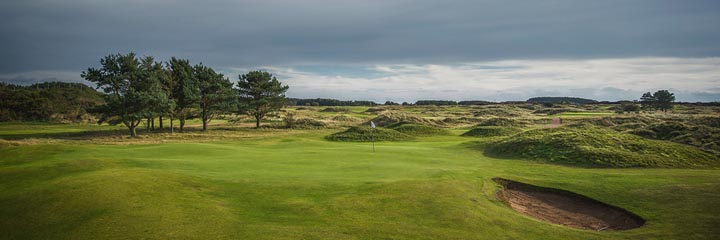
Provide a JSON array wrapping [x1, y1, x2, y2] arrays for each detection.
[[493, 178, 644, 231]]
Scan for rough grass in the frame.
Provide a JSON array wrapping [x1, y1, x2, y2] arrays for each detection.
[[462, 126, 523, 137], [365, 111, 441, 127], [325, 126, 414, 142], [387, 123, 451, 136], [475, 117, 526, 127], [485, 125, 719, 168]]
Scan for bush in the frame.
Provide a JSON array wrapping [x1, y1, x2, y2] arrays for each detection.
[[485, 125, 719, 168], [462, 126, 522, 137], [388, 123, 451, 136], [325, 126, 414, 142]]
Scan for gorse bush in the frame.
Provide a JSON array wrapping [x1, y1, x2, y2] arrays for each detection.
[[325, 126, 414, 142], [462, 126, 522, 137], [485, 125, 719, 168]]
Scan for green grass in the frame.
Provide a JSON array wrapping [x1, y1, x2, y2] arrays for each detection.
[[1, 123, 720, 239]]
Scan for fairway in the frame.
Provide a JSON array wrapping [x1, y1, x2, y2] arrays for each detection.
[[2, 126, 719, 239]]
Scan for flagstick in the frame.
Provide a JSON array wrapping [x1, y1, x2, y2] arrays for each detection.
[[370, 121, 376, 153], [371, 128, 375, 152]]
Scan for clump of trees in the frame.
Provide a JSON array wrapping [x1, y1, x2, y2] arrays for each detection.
[[0, 82, 104, 122], [82, 53, 288, 137], [640, 90, 676, 112]]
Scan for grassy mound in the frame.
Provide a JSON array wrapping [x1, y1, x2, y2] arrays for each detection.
[[325, 126, 414, 142], [471, 106, 525, 117], [320, 107, 350, 113], [485, 126, 719, 168], [476, 117, 525, 127], [462, 126, 522, 137], [388, 123, 451, 136], [365, 111, 440, 127], [287, 118, 327, 129], [580, 116, 720, 155]]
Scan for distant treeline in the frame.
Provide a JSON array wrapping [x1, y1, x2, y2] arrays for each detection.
[[287, 99, 497, 106], [415, 100, 494, 105], [526, 97, 598, 104], [0, 82, 104, 122], [287, 98, 378, 106]]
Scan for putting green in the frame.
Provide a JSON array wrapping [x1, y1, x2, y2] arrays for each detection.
[[1, 128, 719, 239]]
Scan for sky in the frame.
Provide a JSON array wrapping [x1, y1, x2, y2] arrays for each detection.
[[1, 0, 719, 102]]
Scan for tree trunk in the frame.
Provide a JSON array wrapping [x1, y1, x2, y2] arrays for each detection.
[[129, 125, 137, 137], [255, 117, 260, 128], [146, 118, 151, 129], [170, 116, 174, 133], [159, 116, 163, 129], [151, 118, 155, 130], [203, 120, 208, 131], [180, 118, 185, 132]]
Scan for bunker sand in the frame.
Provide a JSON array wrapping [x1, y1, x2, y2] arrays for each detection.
[[493, 178, 644, 231]]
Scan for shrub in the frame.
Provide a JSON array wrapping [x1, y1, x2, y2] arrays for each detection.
[[325, 126, 414, 142]]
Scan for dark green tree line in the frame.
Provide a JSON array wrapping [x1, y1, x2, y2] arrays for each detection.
[[80, 53, 288, 136]]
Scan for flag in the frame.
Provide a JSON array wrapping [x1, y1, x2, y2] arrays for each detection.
[[370, 121, 376, 129]]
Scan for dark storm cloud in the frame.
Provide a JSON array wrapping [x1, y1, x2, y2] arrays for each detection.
[[1, 0, 719, 101], [2, 0, 720, 73]]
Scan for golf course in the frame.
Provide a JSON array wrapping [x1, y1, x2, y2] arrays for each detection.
[[1, 103, 719, 240]]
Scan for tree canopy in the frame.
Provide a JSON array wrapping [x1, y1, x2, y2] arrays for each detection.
[[81, 53, 171, 137], [195, 64, 235, 131], [237, 71, 289, 128], [639, 90, 675, 112]]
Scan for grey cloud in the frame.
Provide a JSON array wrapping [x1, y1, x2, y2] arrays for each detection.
[[2, 1, 720, 102], [2, 0, 720, 74]]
